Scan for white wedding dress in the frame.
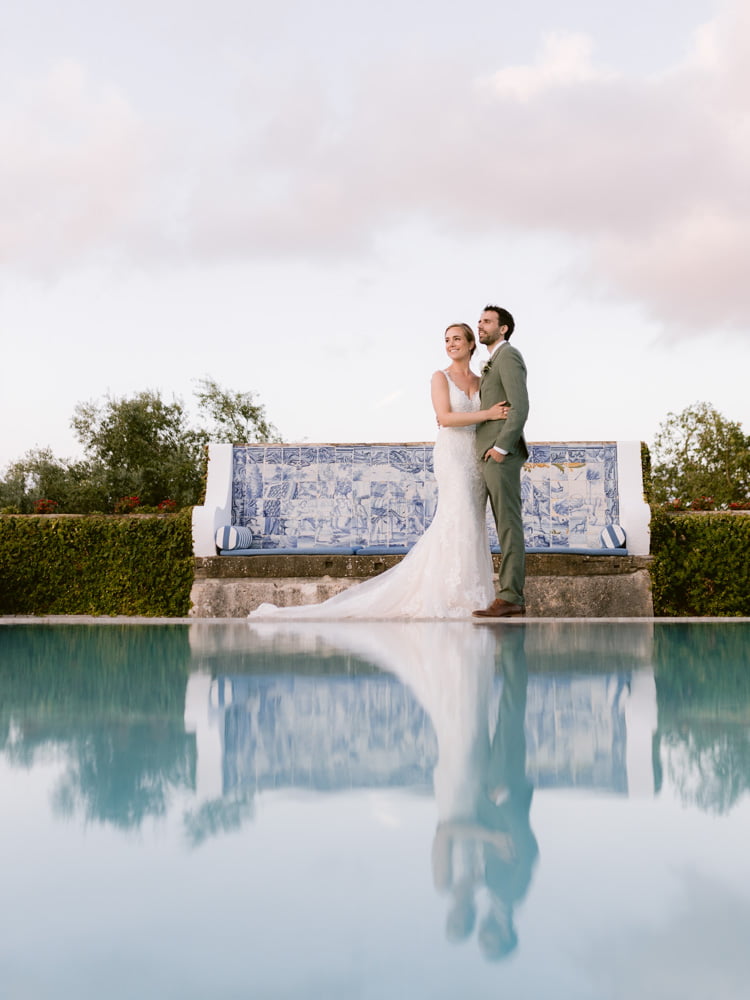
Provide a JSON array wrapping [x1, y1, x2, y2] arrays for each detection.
[[248, 371, 495, 620]]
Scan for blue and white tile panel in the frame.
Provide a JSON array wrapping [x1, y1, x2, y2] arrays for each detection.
[[231, 442, 620, 551]]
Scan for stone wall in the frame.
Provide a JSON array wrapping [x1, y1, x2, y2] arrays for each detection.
[[190, 551, 654, 617]]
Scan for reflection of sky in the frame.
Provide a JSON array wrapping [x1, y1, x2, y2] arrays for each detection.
[[3, 620, 750, 997], [2, 755, 750, 999]]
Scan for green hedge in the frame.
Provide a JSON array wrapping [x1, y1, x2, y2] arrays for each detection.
[[0, 510, 194, 616], [650, 508, 750, 616]]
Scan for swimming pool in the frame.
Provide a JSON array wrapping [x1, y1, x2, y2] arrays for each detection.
[[1, 620, 749, 998]]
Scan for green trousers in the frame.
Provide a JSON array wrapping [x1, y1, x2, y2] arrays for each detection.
[[481, 451, 526, 606]]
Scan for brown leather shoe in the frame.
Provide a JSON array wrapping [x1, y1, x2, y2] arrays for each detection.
[[472, 598, 526, 618]]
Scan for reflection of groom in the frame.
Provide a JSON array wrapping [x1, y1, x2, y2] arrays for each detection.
[[477, 626, 537, 959], [432, 626, 538, 960], [473, 305, 529, 618]]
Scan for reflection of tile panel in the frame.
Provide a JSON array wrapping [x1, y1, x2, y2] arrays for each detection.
[[231, 443, 620, 550], [522, 674, 629, 792], [218, 673, 629, 794]]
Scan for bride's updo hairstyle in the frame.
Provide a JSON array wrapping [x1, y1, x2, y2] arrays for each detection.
[[445, 322, 477, 356]]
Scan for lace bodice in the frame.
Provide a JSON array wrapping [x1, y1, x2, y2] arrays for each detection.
[[440, 370, 480, 415], [434, 371, 484, 493]]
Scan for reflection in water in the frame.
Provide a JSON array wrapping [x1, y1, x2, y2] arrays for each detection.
[[2, 621, 750, 994], [248, 621, 535, 958], [430, 626, 536, 960], [193, 622, 658, 803], [653, 623, 750, 815], [0, 625, 195, 829], [237, 620, 651, 960], [4, 621, 749, 842]]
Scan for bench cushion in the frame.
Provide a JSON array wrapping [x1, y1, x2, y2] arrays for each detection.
[[600, 524, 627, 548], [215, 525, 254, 550]]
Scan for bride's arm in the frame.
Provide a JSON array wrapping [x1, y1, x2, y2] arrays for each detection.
[[431, 371, 509, 427]]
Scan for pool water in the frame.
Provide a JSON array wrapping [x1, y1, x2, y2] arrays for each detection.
[[1, 620, 749, 999]]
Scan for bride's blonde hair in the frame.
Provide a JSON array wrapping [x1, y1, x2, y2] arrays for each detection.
[[445, 323, 477, 356]]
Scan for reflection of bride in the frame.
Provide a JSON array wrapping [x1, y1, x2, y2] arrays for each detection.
[[247, 620, 537, 958], [249, 324, 507, 620], [248, 619, 495, 820]]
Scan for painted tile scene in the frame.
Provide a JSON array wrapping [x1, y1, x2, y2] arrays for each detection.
[[231, 443, 619, 551]]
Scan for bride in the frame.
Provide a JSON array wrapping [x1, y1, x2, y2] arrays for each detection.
[[248, 323, 509, 619]]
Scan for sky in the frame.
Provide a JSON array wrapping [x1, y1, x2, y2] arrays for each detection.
[[2, 0, 749, 470]]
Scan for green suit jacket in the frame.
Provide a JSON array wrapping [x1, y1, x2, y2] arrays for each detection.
[[475, 342, 529, 460]]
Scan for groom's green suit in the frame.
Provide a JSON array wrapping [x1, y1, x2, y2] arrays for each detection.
[[475, 341, 529, 606]]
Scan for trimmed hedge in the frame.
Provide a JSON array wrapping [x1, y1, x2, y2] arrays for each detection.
[[0, 510, 194, 616], [650, 508, 750, 617]]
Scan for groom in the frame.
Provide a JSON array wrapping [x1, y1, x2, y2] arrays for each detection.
[[473, 305, 529, 618]]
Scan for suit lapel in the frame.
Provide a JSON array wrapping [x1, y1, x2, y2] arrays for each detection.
[[481, 342, 506, 382]]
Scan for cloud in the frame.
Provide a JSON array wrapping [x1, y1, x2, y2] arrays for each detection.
[[2, 3, 749, 335], [0, 61, 155, 273], [179, 1, 750, 333], [488, 31, 613, 101]]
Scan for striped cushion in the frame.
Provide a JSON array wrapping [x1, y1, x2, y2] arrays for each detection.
[[600, 524, 626, 549], [215, 525, 254, 550]]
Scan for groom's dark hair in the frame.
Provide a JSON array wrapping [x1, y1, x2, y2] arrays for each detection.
[[484, 305, 515, 340]]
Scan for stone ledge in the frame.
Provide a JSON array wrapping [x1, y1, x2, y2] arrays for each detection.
[[195, 552, 650, 580], [190, 554, 654, 618]]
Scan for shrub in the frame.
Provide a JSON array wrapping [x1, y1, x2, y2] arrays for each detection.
[[650, 508, 750, 616], [33, 498, 59, 514], [0, 509, 194, 616], [114, 495, 142, 514]]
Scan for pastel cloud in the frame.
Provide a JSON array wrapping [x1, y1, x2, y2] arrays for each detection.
[[180, 1, 750, 333], [2, 2, 749, 335], [0, 62, 153, 272], [488, 31, 613, 101]]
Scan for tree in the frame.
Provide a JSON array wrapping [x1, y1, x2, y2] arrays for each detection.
[[71, 390, 205, 508], [651, 402, 750, 505], [0, 380, 282, 513], [0, 448, 106, 514], [193, 376, 281, 444]]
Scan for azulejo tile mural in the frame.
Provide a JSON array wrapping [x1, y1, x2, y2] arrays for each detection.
[[231, 443, 620, 551]]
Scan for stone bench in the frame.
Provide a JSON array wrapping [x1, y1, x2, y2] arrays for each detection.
[[190, 441, 652, 616]]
